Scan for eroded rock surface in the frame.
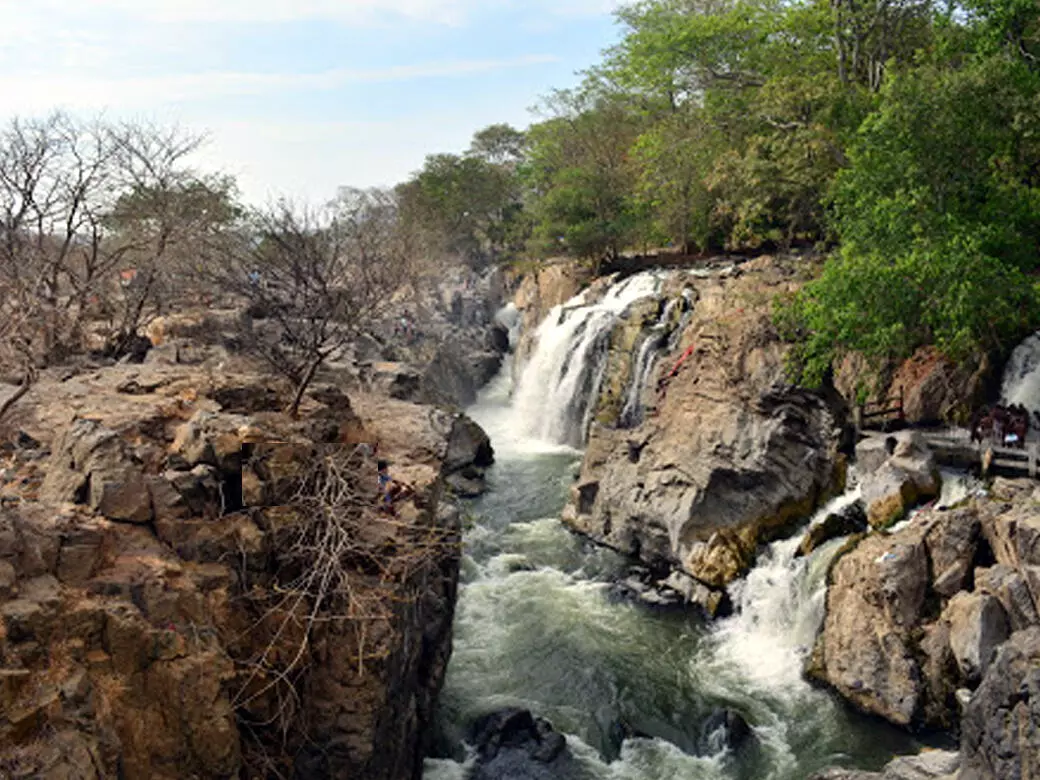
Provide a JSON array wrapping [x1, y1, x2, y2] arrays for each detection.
[[562, 257, 842, 594], [812, 479, 1040, 744], [0, 363, 478, 779], [856, 432, 941, 529]]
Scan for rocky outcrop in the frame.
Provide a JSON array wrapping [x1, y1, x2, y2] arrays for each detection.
[[468, 709, 582, 780], [356, 265, 510, 409], [563, 257, 842, 594], [834, 346, 990, 427], [810, 750, 961, 780], [809, 526, 932, 726], [856, 432, 941, 529], [797, 500, 868, 557], [811, 478, 1040, 743], [959, 627, 1040, 780], [0, 363, 477, 779]]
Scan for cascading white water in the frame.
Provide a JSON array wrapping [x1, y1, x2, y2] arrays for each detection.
[[427, 273, 920, 780], [618, 328, 666, 428], [712, 482, 862, 688], [619, 289, 697, 428], [1001, 331, 1040, 411], [511, 272, 663, 447]]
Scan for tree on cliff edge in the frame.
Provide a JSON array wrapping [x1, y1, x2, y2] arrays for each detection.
[[215, 197, 412, 416]]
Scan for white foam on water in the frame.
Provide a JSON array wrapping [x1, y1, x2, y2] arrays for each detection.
[[511, 272, 664, 447]]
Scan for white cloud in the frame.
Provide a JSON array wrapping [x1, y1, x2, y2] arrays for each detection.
[[0, 55, 561, 115]]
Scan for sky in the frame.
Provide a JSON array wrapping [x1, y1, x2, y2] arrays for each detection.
[[0, 0, 623, 204]]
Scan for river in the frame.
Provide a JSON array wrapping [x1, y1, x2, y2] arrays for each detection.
[[424, 358, 921, 779]]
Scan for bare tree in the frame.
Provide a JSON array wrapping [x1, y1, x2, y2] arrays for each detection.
[[215, 196, 413, 416]]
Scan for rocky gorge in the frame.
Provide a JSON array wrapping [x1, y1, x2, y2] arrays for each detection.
[[0, 297, 496, 778], [4, 250, 1040, 780], [465, 252, 1040, 779]]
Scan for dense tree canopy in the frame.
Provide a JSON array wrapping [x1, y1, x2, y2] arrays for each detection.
[[385, 0, 1040, 384]]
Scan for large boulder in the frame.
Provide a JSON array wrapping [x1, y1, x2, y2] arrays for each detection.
[[960, 628, 1040, 780], [924, 508, 980, 599], [810, 529, 930, 725], [169, 410, 248, 475], [856, 432, 941, 529], [798, 500, 868, 557], [563, 258, 843, 590], [468, 709, 583, 780], [943, 591, 1010, 686], [40, 419, 152, 523]]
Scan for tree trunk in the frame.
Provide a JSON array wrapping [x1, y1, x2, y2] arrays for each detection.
[[288, 354, 326, 418], [0, 371, 34, 425]]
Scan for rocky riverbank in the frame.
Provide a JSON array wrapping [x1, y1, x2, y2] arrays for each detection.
[[809, 464, 1040, 778], [552, 255, 844, 613], [503, 253, 1040, 777], [0, 357, 488, 778]]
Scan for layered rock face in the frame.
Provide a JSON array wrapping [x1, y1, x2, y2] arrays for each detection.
[[561, 257, 842, 601], [811, 476, 1040, 775], [0, 362, 479, 779], [834, 347, 991, 427]]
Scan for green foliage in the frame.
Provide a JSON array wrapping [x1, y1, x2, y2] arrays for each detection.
[[396, 132, 527, 266], [347, 0, 1040, 383], [780, 54, 1040, 386], [524, 88, 647, 260]]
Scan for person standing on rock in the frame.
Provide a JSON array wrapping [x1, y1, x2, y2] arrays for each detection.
[[377, 459, 413, 515], [377, 460, 393, 510]]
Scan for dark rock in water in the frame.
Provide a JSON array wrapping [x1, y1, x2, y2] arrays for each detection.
[[469, 708, 585, 780], [488, 324, 511, 354], [607, 565, 729, 618], [797, 500, 868, 557], [698, 708, 753, 755], [444, 416, 494, 472]]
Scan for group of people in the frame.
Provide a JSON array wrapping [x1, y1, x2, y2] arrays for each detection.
[[970, 404, 1033, 449]]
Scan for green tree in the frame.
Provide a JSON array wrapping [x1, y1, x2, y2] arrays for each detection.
[[524, 87, 647, 261], [781, 54, 1040, 385], [398, 142, 524, 267]]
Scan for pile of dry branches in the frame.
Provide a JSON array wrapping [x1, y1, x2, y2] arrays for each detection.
[[232, 443, 454, 772]]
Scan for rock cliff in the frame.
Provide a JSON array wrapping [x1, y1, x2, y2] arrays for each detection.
[[811, 475, 1040, 776], [0, 361, 480, 779], [560, 256, 843, 604]]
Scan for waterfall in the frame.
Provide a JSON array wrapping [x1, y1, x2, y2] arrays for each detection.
[[511, 272, 663, 447], [1001, 331, 1040, 411], [618, 327, 667, 428], [619, 289, 696, 429], [493, 302, 522, 350], [712, 481, 862, 689]]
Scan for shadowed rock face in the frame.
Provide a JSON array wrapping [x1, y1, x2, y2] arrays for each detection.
[[0, 363, 478, 780], [562, 257, 842, 595], [960, 627, 1040, 780]]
